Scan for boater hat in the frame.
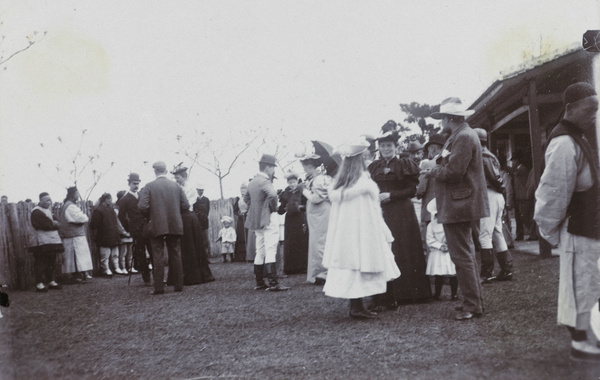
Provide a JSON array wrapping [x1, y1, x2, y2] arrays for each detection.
[[430, 97, 474, 119], [334, 137, 371, 157]]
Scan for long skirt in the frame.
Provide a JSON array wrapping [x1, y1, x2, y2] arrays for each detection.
[[283, 212, 308, 274], [170, 210, 214, 285], [382, 198, 432, 301]]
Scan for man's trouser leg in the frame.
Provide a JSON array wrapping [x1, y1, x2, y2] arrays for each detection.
[[166, 235, 183, 291], [150, 236, 165, 292], [443, 221, 484, 314]]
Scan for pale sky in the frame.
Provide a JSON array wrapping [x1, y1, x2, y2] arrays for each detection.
[[1, 0, 599, 202]]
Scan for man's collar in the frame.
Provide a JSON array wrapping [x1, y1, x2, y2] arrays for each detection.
[[257, 172, 270, 180]]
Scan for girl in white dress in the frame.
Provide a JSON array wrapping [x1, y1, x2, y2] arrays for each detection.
[[322, 137, 400, 319], [425, 199, 458, 300]]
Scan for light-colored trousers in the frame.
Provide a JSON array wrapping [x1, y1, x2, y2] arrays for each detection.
[[254, 213, 279, 265], [99, 246, 119, 274], [557, 223, 600, 331], [479, 189, 508, 252]]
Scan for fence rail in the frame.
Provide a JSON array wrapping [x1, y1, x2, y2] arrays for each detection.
[[0, 198, 236, 290]]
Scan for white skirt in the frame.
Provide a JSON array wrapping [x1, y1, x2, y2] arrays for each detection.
[[425, 248, 456, 276], [323, 248, 400, 299]]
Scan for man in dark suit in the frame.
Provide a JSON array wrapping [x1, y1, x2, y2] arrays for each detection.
[[138, 161, 189, 295], [245, 154, 289, 291], [117, 173, 152, 285], [429, 97, 490, 320]]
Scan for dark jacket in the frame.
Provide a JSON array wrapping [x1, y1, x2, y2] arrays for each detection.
[[430, 124, 490, 224], [193, 196, 210, 230], [138, 176, 189, 237], [90, 203, 121, 248], [117, 192, 146, 237]]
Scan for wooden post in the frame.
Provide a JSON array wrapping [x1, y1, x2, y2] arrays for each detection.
[[7, 203, 30, 289], [527, 80, 552, 258], [0, 204, 13, 287]]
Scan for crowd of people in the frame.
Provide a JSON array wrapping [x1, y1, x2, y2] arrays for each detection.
[[23, 83, 600, 361]]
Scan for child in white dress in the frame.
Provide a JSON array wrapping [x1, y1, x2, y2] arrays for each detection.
[[425, 199, 458, 300], [217, 216, 237, 263]]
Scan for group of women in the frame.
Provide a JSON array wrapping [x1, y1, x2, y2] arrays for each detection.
[[256, 122, 432, 319]]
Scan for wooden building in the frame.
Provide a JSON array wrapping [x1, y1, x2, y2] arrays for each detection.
[[467, 46, 600, 256]]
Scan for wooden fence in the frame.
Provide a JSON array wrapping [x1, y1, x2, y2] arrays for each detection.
[[0, 198, 237, 290]]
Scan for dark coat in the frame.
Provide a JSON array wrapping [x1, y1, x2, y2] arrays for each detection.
[[90, 203, 121, 248], [117, 192, 146, 237], [193, 196, 210, 230], [138, 176, 189, 237], [430, 124, 490, 224], [244, 173, 277, 230]]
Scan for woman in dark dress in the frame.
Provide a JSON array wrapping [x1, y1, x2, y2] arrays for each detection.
[[277, 171, 309, 274], [368, 122, 432, 308]]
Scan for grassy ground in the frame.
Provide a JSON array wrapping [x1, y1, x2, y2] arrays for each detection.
[[1, 250, 599, 380]]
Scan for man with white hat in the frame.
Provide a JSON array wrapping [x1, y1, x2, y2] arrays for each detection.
[[534, 82, 600, 360], [428, 97, 490, 320], [245, 154, 290, 291]]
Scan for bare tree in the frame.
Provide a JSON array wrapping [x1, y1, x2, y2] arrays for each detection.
[[37, 129, 114, 202], [0, 24, 47, 69], [176, 128, 263, 200]]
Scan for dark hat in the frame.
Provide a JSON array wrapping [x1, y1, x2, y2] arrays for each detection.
[[99, 192, 112, 203], [152, 161, 167, 171], [171, 162, 188, 175], [424, 133, 447, 152], [116, 190, 126, 201], [66, 186, 78, 199], [128, 173, 140, 182], [381, 120, 398, 134], [563, 82, 597, 105], [259, 154, 277, 166], [473, 128, 488, 142], [406, 141, 424, 153]]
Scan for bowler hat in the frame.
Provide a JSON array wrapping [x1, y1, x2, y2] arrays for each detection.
[[430, 97, 474, 119], [424, 133, 447, 152], [259, 154, 277, 166], [128, 173, 140, 182]]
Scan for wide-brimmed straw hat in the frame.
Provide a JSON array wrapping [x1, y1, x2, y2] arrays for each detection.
[[334, 137, 370, 157], [430, 97, 474, 119]]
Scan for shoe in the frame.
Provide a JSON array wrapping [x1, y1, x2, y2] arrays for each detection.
[[349, 309, 378, 320], [481, 276, 496, 284], [114, 268, 125, 275], [496, 272, 513, 281], [35, 283, 47, 292], [85, 273, 93, 280], [151, 290, 164, 295], [266, 284, 290, 292], [367, 304, 386, 312], [47, 281, 62, 290], [570, 341, 600, 361], [314, 278, 326, 285], [129, 268, 138, 274], [455, 311, 483, 320], [254, 284, 268, 290]]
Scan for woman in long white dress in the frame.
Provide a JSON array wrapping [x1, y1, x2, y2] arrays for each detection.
[[322, 138, 400, 319]]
